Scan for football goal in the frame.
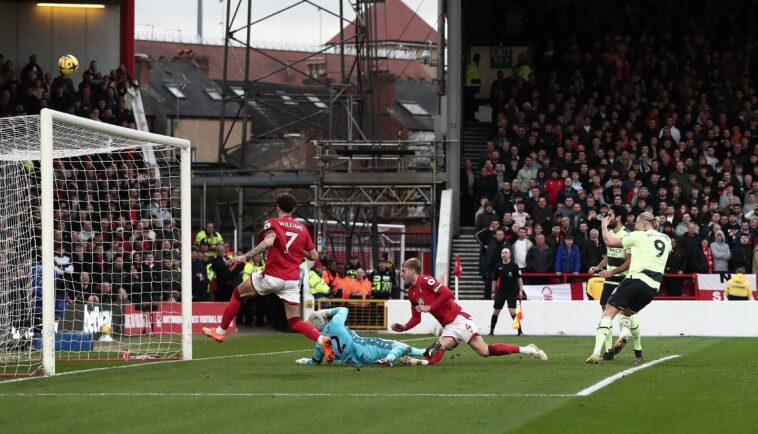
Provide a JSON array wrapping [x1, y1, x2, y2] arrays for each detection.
[[0, 109, 191, 376]]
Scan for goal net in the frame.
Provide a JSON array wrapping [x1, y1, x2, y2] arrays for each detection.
[[0, 109, 191, 377]]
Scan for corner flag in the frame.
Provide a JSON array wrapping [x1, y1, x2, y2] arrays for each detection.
[[453, 255, 462, 278]]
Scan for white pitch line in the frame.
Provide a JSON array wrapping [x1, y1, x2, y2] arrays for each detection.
[[0, 392, 573, 398], [0, 337, 435, 385], [575, 355, 680, 396]]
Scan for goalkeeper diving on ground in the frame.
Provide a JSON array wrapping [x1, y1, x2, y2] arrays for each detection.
[[295, 307, 428, 367]]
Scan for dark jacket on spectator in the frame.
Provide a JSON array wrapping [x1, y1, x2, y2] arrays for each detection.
[[582, 239, 604, 272], [678, 233, 701, 272], [526, 245, 554, 272], [493, 190, 515, 217], [532, 204, 554, 227], [474, 174, 498, 201], [731, 243, 753, 272], [475, 210, 500, 231], [192, 257, 208, 301]]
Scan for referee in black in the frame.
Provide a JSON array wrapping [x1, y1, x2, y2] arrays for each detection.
[[490, 247, 525, 336]]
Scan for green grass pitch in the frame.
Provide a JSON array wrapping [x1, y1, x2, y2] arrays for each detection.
[[0, 333, 755, 434]]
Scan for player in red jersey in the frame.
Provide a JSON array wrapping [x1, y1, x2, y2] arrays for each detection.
[[202, 193, 335, 363], [391, 258, 547, 364]]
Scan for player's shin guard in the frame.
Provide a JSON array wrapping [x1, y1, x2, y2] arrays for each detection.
[[630, 315, 642, 351], [287, 317, 322, 341], [592, 316, 613, 356], [220, 288, 243, 331], [487, 343, 520, 356]]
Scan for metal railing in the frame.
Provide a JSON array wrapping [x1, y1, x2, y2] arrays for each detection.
[[315, 299, 387, 330], [314, 140, 444, 174]]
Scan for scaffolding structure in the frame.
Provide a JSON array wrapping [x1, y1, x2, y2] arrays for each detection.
[[200, 0, 448, 264], [216, 0, 385, 163]]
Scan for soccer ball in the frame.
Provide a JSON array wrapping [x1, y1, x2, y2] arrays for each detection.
[[58, 54, 79, 75]]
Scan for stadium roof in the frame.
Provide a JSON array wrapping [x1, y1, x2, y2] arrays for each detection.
[[140, 59, 239, 118], [326, 0, 438, 46], [134, 40, 434, 84]]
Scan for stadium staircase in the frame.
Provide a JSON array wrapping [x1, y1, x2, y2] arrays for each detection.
[[446, 121, 492, 300], [450, 226, 484, 300], [461, 121, 492, 165]]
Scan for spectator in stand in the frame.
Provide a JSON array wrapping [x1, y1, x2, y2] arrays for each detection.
[[531, 197, 553, 228], [526, 233, 553, 284], [512, 201, 530, 229], [474, 167, 498, 201], [664, 238, 685, 297], [691, 239, 714, 274], [475, 201, 499, 231], [191, 246, 208, 301], [460, 159, 477, 226], [511, 227, 532, 272], [582, 229, 604, 273], [555, 235, 581, 274], [86, 60, 103, 82], [516, 157, 539, 193], [679, 224, 702, 272], [195, 222, 223, 258], [73, 271, 95, 303], [731, 235, 754, 273], [710, 231, 731, 273], [493, 181, 514, 217]]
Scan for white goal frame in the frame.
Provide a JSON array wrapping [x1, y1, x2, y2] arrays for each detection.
[[39, 109, 192, 375]]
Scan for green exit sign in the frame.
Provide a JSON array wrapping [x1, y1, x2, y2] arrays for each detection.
[[490, 47, 513, 68]]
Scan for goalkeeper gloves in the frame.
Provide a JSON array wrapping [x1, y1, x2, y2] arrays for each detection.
[[295, 358, 313, 365]]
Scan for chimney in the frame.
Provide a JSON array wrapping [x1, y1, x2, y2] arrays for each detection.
[[135, 55, 151, 87], [193, 55, 210, 76]]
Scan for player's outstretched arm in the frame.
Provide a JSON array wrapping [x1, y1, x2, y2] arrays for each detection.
[[392, 302, 421, 332]]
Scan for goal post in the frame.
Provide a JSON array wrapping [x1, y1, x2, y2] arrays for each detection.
[[1, 109, 191, 377]]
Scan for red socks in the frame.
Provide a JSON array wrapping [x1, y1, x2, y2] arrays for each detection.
[[425, 349, 446, 365], [287, 316, 321, 341], [487, 343, 520, 356], [220, 288, 242, 330]]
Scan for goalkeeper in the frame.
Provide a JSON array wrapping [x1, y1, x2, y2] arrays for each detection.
[[295, 307, 427, 367]]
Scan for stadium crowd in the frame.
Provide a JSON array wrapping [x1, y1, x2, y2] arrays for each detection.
[[0, 54, 136, 126], [463, 0, 758, 298]]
